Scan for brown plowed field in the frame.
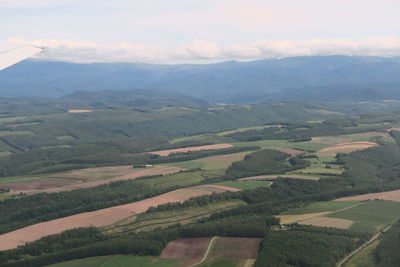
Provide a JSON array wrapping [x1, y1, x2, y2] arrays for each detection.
[[317, 142, 376, 157], [335, 189, 400, 202], [208, 237, 262, 259], [161, 237, 211, 261], [8, 165, 183, 195], [300, 217, 354, 229], [277, 148, 305, 156], [0, 185, 239, 251], [149, 144, 234, 156]]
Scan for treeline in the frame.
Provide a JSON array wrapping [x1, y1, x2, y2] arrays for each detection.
[[226, 118, 388, 142], [226, 149, 310, 178], [374, 220, 400, 267], [255, 225, 367, 267], [0, 102, 329, 151], [0, 132, 257, 177], [337, 143, 400, 187], [0, 173, 185, 234]]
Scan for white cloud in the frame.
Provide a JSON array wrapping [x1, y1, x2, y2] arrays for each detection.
[[0, 0, 64, 8], [2, 37, 400, 64]]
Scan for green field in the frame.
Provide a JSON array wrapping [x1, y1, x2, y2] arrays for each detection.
[[200, 259, 246, 267], [213, 181, 271, 190], [137, 170, 205, 189], [281, 200, 362, 215], [234, 139, 330, 152], [164, 151, 248, 171], [345, 240, 379, 267], [328, 200, 400, 233], [103, 200, 245, 234], [47, 255, 184, 267], [0, 131, 34, 136]]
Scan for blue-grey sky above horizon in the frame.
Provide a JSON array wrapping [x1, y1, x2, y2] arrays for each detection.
[[1, 0, 399, 63]]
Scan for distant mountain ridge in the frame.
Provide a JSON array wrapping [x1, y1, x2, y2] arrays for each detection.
[[1, 55, 400, 103]]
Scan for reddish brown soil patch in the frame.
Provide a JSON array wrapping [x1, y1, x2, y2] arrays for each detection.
[[276, 148, 305, 156], [389, 127, 400, 132], [300, 217, 353, 229], [161, 238, 211, 260], [358, 132, 390, 137], [68, 109, 93, 113], [0, 185, 239, 251], [209, 237, 262, 259], [9, 166, 183, 195], [335, 189, 400, 202], [149, 144, 234, 157]]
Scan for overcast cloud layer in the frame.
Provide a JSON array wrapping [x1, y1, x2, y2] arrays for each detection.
[[1, 0, 399, 63], [1, 37, 399, 64]]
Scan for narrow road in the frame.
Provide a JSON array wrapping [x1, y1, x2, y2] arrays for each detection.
[[336, 224, 393, 267], [190, 236, 219, 267]]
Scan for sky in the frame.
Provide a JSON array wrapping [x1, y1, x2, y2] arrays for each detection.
[[0, 0, 400, 63]]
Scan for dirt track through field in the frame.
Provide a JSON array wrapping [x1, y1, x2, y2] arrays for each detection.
[[149, 144, 234, 156], [0, 185, 240, 251], [9, 166, 183, 195], [161, 237, 212, 267]]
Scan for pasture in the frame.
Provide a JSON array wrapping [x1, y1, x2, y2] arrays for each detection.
[[279, 200, 400, 233], [281, 200, 362, 215], [103, 200, 245, 234], [328, 200, 400, 233], [48, 255, 184, 267]]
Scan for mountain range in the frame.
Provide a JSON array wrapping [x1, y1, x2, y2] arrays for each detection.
[[1, 55, 400, 104]]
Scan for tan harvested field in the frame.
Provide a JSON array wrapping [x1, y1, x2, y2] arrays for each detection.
[[0, 184, 239, 251], [161, 237, 211, 265], [67, 109, 93, 113], [300, 217, 354, 229], [357, 131, 390, 137], [149, 143, 234, 156], [208, 237, 262, 259], [389, 127, 400, 132], [317, 142, 376, 157], [277, 212, 330, 224], [336, 189, 400, 202], [8, 165, 183, 194], [239, 174, 319, 181], [276, 148, 305, 156]]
